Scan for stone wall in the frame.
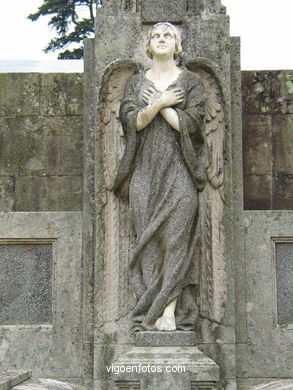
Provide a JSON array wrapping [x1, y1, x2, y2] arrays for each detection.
[[236, 70, 293, 390], [1, 71, 292, 213], [242, 70, 293, 210], [0, 73, 83, 212]]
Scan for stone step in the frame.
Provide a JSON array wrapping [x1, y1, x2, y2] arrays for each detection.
[[0, 371, 32, 390], [9, 379, 85, 390]]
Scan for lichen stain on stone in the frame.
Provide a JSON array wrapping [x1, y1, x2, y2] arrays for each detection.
[[68, 98, 79, 112], [99, 334, 114, 390], [254, 83, 265, 94], [285, 80, 293, 94], [5, 132, 37, 171]]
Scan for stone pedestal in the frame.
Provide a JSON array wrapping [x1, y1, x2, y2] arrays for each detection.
[[111, 332, 219, 390]]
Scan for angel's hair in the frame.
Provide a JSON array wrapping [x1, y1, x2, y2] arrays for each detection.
[[146, 22, 182, 59]]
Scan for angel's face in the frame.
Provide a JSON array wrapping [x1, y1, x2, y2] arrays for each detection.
[[149, 25, 176, 59]]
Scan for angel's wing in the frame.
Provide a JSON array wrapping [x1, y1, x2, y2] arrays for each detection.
[[101, 63, 138, 190], [98, 62, 139, 327], [187, 60, 228, 323]]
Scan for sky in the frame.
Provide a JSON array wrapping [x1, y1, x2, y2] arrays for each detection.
[[0, 0, 292, 70]]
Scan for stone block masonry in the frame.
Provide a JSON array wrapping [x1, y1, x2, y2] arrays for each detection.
[[0, 73, 83, 212], [242, 70, 293, 210], [1, 70, 291, 212]]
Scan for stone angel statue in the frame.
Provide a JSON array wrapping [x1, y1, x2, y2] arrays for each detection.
[[99, 22, 227, 333]]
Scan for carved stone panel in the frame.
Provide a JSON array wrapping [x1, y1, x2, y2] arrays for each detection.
[[275, 242, 293, 323], [0, 212, 83, 379], [0, 241, 53, 324]]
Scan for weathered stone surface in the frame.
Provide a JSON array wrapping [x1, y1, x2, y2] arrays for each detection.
[[284, 72, 293, 114], [40, 74, 67, 116], [95, 14, 145, 71], [238, 379, 293, 390], [111, 345, 219, 389], [135, 331, 196, 347], [0, 371, 31, 390], [237, 211, 293, 379], [242, 72, 293, 210], [0, 72, 83, 118], [0, 74, 39, 117], [10, 378, 85, 390], [0, 177, 14, 211], [20, 119, 83, 177], [251, 381, 293, 390], [271, 99, 293, 209], [141, 0, 186, 22], [0, 73, 83, 212], [14, 176, 82, 211], [113, 381, 140, 390], [273, 172, 293, 210], [66, 74, 84, 116], [186, 0, 226, 14], [242, 71, 287, 115], [272, 115, 293, 174], [0, 117, 39, 176], [243, 175, 272, 210], [235, 70, 293, 388], [0, 212, 84, 381], [0, 116, 83, 177], [275, 242, 293, 323], [184, 15, 231, 82], [230, 36, 247, 353], [81, 38, 96, 390], [0, 243, 53, 324], [242, 115, 272, 175]]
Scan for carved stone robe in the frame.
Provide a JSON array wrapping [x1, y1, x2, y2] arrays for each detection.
[[113, 69, 207, 330]]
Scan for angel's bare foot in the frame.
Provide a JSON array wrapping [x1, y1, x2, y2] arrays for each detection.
[[154, 297, 178, 331], [155, 312, 176, 331]]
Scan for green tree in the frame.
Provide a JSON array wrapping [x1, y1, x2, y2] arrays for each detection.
[[28, 0, 100, 59]]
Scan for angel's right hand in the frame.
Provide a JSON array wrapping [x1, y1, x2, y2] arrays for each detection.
[[142, 87, 162, 106]]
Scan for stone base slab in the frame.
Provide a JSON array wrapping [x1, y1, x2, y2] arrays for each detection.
[[0, 371, 32, 390], [111, 345, 219, 390], [251, 381, 293, 390], [10, 379, 85, 390]]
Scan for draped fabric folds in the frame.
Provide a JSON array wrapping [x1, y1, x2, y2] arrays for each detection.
[[113, 69, 207, 330]]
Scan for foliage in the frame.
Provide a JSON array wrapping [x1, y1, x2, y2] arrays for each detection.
[[28, 0, 100, 59]]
